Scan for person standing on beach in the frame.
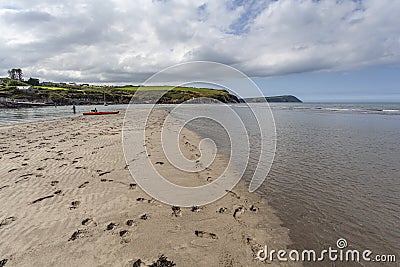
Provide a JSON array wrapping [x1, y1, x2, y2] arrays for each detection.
[[72, 104, 76, 114]]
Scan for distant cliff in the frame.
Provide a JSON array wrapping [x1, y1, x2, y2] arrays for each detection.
[[243, 95, 302, 103]]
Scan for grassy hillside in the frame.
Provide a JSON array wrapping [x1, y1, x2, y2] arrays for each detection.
[[0, 81, 239, 105]]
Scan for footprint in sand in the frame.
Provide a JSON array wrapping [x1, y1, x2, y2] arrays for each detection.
[[217, 207, 228, 214], [119, 228, 131, 242], [233, 206, 245, 219], [150, 255, 175, 267], [127, 259, 143, 267], [136, 197, 154, 204], [171, 206, 182, 217], [68, 229, 86, 241], [0, 259, 8, 267], [119, 230, 129, 237], [129, 183, 137, 190], [194, 230, 218, 239], [50, 181, 59, 186], [106, 222, 117, 230], [140, 214, 149, 220], [226, 190, 240, 199], [155, 161, 164, 165], [70, 201, 80, 209], [82, 218, 97, 227], [191, 206, 202, 212], [249, 205, 259, 212], [126, 220, 135, 226]]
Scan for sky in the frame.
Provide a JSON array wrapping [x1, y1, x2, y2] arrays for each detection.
[[0, 0, 399, 102]]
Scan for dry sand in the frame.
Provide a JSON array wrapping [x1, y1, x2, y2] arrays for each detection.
[[0, 109, 298, 266]]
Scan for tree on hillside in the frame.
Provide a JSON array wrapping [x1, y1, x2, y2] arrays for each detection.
[[8, 68, 23, 81], [7, 69, 16, 80], [17, 69, 23, 81]]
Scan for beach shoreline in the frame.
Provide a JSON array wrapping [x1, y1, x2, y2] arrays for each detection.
[[0, 109, 296, 266]]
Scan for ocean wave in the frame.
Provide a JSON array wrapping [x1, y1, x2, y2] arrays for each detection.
[[268, 104, 400, 115]]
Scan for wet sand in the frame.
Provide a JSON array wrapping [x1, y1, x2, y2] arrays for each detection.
[[0, 109, 296, 266]]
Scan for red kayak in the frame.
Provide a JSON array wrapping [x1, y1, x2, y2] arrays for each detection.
[[83, 111, 119, 115]]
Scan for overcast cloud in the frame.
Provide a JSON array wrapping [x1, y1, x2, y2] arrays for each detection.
[[0, 0, 399, 83]]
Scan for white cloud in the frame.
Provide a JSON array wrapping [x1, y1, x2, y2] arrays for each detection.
[[0, 0, 399, 82]]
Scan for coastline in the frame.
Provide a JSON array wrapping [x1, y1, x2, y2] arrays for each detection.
[[0, 110, 297, 266]]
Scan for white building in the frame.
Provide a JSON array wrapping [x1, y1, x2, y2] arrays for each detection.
[[16, 86, 35, 94]]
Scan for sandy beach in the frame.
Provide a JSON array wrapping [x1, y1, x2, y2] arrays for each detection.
[[0, 109, 296, 266]]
